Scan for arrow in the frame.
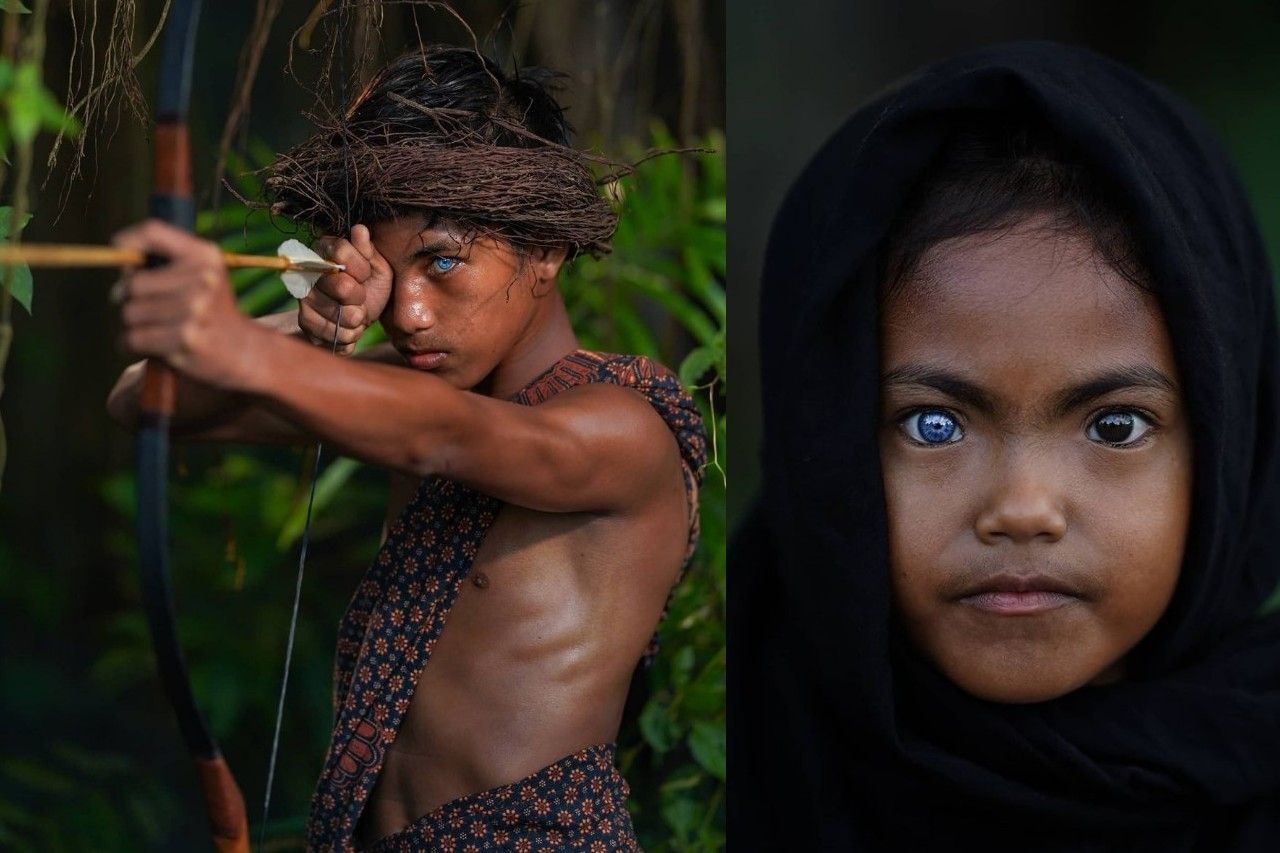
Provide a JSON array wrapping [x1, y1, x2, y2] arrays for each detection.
[[0, 240, 344, 276]]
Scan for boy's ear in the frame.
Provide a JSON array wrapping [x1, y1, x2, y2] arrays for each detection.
[[530, 244, 569, 286]]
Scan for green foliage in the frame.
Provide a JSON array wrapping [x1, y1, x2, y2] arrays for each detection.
[[560, 126, 727, 850], [0, 56, 80, 316], [0, 740, 177, 850], [0, 58, 80, 152], [0, 205, 31, 311]]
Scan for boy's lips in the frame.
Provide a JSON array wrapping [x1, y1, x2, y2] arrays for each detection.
[[953, 571, 1088, 616], [404, 350, 448, 370]]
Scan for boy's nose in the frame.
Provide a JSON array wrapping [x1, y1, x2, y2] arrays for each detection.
[[973, 455, 1068, 545], [389, 289, 436, 334]]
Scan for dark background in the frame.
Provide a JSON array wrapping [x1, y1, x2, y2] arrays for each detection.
[[728, 0, 1280, 526], [0, 1, 724, 849]]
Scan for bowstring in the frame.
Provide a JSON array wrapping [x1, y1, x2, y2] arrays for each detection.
[[259, 12, 357, 845], [259, 312, 342, 848]]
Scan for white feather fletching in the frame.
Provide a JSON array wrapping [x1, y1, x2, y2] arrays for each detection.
[[278, 239, 329, 299]]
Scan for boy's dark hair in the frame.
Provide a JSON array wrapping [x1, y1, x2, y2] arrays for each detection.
[[267, 45, 617, 258], [882, 117, 1149, 296], [347, 47, 573, 153]]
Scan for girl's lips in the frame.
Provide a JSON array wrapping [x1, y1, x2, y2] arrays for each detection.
[[405, 351, 448, 370], [959, 590, 1079, 615]]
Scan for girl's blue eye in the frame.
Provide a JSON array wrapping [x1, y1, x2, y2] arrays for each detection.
[[1087, 410, 1153, 446], [901, 410, 963, 445], [431, 256, 458, 273]]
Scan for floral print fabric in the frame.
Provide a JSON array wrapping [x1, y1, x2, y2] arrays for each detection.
[[305, 350, 707, 851]]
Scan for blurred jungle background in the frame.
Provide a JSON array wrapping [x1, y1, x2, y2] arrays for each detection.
[[730, 0, 1280, 529], [0, 1, 724, 849]]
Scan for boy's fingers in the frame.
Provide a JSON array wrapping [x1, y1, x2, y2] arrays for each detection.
[[125, 268, 199, 298], [301, 320, 362, 349], [312, 271, 364, 305], [121, 295, 189, 327], [111, 218, 221, 266], [299, 299, 364, 344], [121, 325, 182, 359], [313, 236, 371, 283], [308, 289, 366, 325], [350, 224, 377, 263]]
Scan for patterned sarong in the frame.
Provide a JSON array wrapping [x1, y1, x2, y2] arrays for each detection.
[[368, 743, 637, 852]]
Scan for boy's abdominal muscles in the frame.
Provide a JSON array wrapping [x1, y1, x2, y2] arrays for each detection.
[[360, 502, 684, 843]]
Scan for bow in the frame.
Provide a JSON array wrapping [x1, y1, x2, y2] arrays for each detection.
[[135, 0, 250, 849]]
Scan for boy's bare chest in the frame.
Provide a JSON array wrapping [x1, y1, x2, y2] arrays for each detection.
[[362, 474, 687, 835]]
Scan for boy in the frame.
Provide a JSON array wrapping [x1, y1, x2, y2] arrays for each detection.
[[731, 42, 1280, 850], [109, 47, 705, 850]]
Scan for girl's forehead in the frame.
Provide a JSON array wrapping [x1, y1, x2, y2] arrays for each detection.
[[881, 225, 1179, 388]]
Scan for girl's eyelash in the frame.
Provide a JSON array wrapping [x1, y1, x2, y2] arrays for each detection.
[[1091, 405, 1159, 424], [895, 406, 965, 446], [1085, 406, 1161, 447]]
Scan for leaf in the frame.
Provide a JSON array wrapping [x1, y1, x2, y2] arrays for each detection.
[[658, 767, 705, 841], [638, 697, 679, 754], [679, 346, 716, 388], [0, 207, 36, 313], [0, 1, 31, 13], [7, 61, 41, 144], [4, 261, 31, 313], [37, 94, 80, 137], [670, 644, 696, 688], [660, 795, 700, 842], [0, 206, 33, 239], [0, 757, 75, 794], [276, 455, 361, 548], [687, 720, 726, 781]]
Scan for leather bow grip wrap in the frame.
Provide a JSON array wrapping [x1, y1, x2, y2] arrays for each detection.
[[138, 123, 190, 421], [196, 755, 251, 852]]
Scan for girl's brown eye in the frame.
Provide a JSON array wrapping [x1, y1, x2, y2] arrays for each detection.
[[1087, 410, 1153, 446]]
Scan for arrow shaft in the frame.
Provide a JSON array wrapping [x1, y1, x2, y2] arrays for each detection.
[[0, 243, 341, 272]]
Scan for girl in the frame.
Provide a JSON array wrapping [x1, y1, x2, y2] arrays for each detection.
[[732, 42, 1280, 850]]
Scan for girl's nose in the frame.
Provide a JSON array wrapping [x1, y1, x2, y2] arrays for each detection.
[[974, 451, 1068, 545]]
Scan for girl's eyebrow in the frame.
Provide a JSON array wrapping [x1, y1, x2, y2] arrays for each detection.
[[881, 363, 1178, 417], [881, 365, 997, 414], [1051, 365, 1178, 416]]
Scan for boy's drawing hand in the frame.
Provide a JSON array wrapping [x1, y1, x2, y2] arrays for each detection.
[[112, 219, 260, 389], [300, 224, 393, 354]]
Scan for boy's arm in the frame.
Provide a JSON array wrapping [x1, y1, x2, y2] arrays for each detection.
[[106, 310, 403, 443], [239, 330, 680, 512], [107, 310, 302, 441], [112, 219, 678, 513]]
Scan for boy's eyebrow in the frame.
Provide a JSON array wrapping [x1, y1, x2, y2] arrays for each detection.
[[406, 236, 458, 260], [881, 363, 1179, 417]]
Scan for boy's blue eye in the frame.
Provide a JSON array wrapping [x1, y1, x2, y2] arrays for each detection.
[[431, 256, 458, 273], [901, 410, 963, 445], [1087, 410, 1153, 446]]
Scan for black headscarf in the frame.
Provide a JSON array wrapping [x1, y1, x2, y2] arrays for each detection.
[[731, 41, 1280, 851]]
